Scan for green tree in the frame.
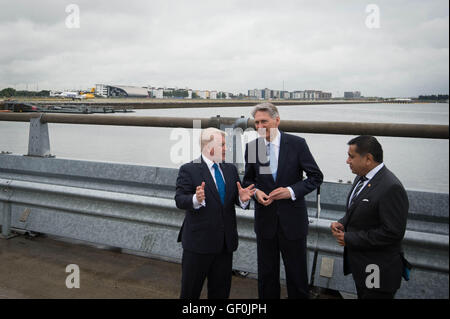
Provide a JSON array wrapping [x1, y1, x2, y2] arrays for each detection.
[[0, 88, 16, 97]]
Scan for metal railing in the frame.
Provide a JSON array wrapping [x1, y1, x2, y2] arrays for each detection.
[[0, 113, 448, 139]]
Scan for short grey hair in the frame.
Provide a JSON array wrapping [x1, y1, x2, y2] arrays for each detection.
[[200, 127, 226, 150], [251, 102, 279, 119]]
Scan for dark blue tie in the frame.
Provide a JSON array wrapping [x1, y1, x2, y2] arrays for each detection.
[[213, 163, 226, 205]]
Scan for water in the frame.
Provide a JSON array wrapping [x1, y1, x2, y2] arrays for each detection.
[[0, 103, 448, 193]]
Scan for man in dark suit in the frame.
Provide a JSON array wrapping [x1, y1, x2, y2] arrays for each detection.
[[331, 135, 409, 299], [175, 127, 255, 299], [243, 103, 323, 299]]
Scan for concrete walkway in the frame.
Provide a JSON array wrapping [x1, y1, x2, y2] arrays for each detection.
[[0, 234, 276, 299]]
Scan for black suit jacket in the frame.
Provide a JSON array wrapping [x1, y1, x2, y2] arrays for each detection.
[[339, 166, 409, 292], [175, 157, 241, 254], [243, 132, 323, 240]]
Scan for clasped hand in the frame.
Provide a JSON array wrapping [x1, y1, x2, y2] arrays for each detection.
[[330, 221, 346, 246], [255, 187, 291, 206]]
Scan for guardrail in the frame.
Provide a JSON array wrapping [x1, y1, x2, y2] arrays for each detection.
[[0, 113, 449, 298], [0, 113, 448, 139]]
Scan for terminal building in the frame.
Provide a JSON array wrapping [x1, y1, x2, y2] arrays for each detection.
[[95, 84, 149, 98]]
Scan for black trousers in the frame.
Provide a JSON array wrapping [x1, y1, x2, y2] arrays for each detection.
[[256, 224, 309, 299], [356, 285, 396, 299], [180, 247, 233, 299]]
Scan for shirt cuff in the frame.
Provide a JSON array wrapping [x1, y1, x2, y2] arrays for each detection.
[[287, 187, 296, 201], [239, 198, 250, 209], [192, 194, 206, 210]]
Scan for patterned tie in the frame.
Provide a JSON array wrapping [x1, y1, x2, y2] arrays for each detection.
[[212, 163, 226, 205], [350, 176, 368, 205], [267, 143, 278, 181]]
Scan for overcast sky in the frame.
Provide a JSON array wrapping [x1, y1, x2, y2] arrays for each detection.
[[0, 0, 448, 97]]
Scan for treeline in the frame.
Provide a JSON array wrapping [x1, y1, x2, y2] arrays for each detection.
[[0, 88, 50, 97], [417, 94, 449, 101]]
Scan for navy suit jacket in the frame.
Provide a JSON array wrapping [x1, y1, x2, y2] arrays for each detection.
[[339, 166, 409, 292], [175, 157, 241, 254], [243, 131, 323, 240]]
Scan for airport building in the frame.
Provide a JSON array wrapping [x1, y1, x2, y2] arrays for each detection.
[[95, 84, 149, 98]]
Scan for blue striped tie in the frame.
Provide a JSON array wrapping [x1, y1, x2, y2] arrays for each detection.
[[213, 163, 226, 205]]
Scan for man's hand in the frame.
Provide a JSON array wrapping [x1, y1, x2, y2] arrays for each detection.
[[255, 189, 273, 206], [196, 182, 205, 203], [330, 221, 344, 234], [330, 222, 345, 246], [237, 182, 256, 202], [268, 187, 292, 200], [334, 230, 346, 246]]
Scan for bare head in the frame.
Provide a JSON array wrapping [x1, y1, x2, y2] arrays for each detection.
[[251, 103, 280, 141], [200, 127, 226, 162], [346, 135, 383, 176]]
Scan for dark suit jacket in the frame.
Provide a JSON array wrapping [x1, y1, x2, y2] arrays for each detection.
[[338, 165, 409, 292], [243, 132, 323, 240], [175, 157, 242, 254]]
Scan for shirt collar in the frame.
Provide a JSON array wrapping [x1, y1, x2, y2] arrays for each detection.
[[365, 163, 384, 180], [264, 129, 281, 147], [201, 153, 216, 170]]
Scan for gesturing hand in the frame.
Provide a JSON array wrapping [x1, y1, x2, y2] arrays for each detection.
[[196, 182, 205, 203], [237, 182, 256, 202]]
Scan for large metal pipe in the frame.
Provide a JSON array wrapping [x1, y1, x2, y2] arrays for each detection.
[[0, 112, 448, 139]]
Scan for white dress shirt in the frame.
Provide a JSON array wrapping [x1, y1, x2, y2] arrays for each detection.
[[262, 129, 296, 201], [348, 162, 384, 206], [193, 154, 249, 209]]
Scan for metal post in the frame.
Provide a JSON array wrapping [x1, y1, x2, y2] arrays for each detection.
[[28, 115, 53, 157], [1, 201, 12, 239], [309, 187, 321, 288]]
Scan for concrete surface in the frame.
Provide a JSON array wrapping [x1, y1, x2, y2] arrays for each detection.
[[0, 234, 280, 299]]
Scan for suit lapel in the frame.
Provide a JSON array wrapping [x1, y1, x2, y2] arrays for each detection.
[[199, 157, 221, 204], [275, 132, 288, 185], [345, 177, 360, 212], [220, 163, 232, 205], [346, 166, 387, 221]]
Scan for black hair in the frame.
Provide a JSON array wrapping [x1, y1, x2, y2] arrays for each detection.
[[348, 135, 383, 163]]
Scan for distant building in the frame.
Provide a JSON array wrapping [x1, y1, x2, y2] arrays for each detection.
[[95, 84, 149, 98], [320, 92, 332, 100], [247, 88, 332, 100], [344, 91, 361, 99]]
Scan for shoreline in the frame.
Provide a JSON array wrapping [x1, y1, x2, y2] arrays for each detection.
[[0, 98, 419, 110]]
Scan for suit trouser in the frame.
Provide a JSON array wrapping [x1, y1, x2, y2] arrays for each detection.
[[180, 245, 233, 299], [356, 285, 396, 299], [256, 224, 309, 299]]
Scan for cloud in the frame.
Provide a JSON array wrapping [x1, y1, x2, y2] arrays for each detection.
[[0, 0, 448, 97]]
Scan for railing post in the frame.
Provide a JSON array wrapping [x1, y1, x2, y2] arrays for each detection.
[[0, 180, 15, 239], [27, 114, 53, 157], [1, 201, 12, 239]]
